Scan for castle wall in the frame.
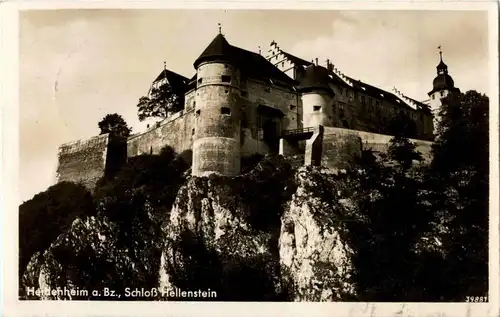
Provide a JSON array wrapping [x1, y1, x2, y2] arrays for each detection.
[[127, 109, 195, 157], [239, 79, 301, 156], [321, 126, 433, 169], [56, 134, 110, 191], [244, 79, 301, 130]]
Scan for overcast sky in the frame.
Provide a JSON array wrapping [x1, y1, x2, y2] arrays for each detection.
[[19, 9, 490, 202]]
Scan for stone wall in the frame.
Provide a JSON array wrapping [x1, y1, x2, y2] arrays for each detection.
[[127, 109, 195, 157], [321, 127, 433, 169], [56, 134, 110, 191], [244, 79, 301, 131]]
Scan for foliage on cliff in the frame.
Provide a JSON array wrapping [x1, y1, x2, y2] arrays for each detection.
[[19, 182, 96, 281], [426, 90, 489, 299]]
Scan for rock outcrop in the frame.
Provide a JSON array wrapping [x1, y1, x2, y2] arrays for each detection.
[[21, 156, 434, 302], [279, 167, 357, 301]]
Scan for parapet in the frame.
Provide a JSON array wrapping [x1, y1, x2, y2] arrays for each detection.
[[56, 134, 127, 191]]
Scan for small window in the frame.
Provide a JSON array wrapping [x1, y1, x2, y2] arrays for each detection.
[[221, 75, 231, 83], [432, 95, 435, 100], [224, 64, 229, 68], [265, 87, 271, 93], [313, 105, 322, 111], [193, 101, 196, 107], [221, 107, 231, 115], [225, 89, 229, 94], [192, 128, 195, 135], [282, 62, 285, 67], [196, 110, 201, 116], [197, 78, 203, 84], [440, 91, 445, 97], [290, 105, 297, 110]]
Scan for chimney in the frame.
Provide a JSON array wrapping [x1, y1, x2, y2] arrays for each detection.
[[326, 59, 333, 72], [315, 58, 318, 65]]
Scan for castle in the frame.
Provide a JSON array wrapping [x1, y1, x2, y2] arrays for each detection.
[[56, 31, 460, 190]]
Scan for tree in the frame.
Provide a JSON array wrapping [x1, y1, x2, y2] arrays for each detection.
[[98, 113, 132, 137], [428, 90, 489, 299], [386, 111, 418, 138], [137, 83, 184, 122], [388, 135, 422, 171]]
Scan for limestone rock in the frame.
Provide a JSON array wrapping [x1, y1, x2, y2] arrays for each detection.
[[159, 174, 284, 301], [279, 167, 357, 301]]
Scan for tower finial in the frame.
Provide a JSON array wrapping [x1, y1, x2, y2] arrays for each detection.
[[258, 45, 261, 55], [218, 23, 222, 35], [438, 45, 443, 61]]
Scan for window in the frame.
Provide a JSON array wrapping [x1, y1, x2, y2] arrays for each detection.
[[361, 96, 366, 105], [221, 107, 231, 115], [432, 95, 435, 100], [193, 101, 196, 107], [192, 128, 195, 135], [440, 91, 445, 97], [290, 105, 297, 111], [313, 105, 322, 111], [221, 75, 231, 83], [196, 110, 201, 117], [265, 87, 271, 93], [241, 91, 248, 97], [197, 78, 203, 85], [225, 89, 229, 94]]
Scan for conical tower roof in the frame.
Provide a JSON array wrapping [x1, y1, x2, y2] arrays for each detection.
[[297, 64, 334, 95], [193, 34, 234, 68]]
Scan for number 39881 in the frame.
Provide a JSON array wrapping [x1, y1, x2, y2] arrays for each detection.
[[466, 296, 488, 302]]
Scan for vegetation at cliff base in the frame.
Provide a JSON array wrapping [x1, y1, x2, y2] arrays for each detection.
[[19, 182, 96, 280]]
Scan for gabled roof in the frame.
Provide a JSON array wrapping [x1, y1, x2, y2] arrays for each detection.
[[193, 34, 296, 86], [153, 68, 189, 92], [281, 51, 313, 68], [344, 76, 416, 112]]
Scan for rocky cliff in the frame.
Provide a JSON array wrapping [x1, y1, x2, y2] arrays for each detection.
[[19, 153, 449, 301]]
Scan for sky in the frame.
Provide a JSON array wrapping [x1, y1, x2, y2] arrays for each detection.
[[19, 9, 490, 203]]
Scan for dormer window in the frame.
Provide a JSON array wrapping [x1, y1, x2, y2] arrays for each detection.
[[221, 107, 231, 115], [221, 75, 231, 83], [313, 105, 322, 112]]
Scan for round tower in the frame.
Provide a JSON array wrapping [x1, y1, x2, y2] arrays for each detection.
[[298, 64, 335, 128], [192, 33, 241, 177], [427, 46, 459, 130]]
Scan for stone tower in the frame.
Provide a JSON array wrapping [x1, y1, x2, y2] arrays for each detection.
[[298, 64, 335, 128], [192, 33, 241, 177], [427, 47, 459, 129]]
